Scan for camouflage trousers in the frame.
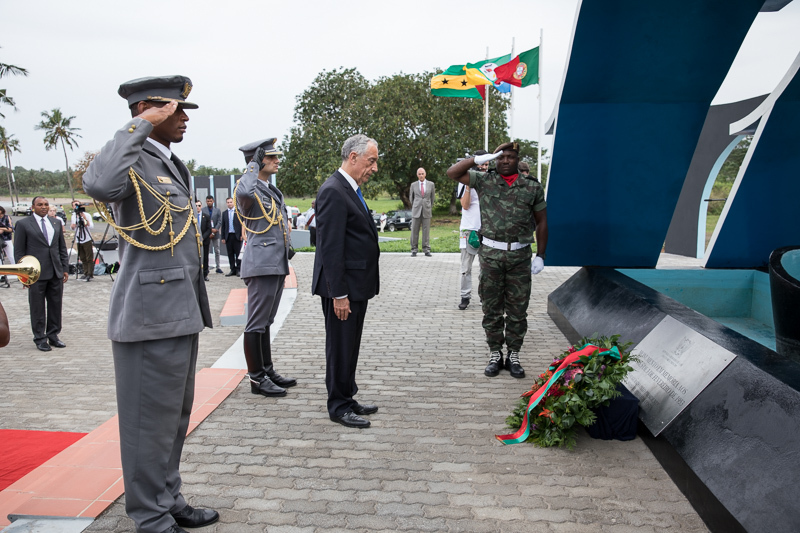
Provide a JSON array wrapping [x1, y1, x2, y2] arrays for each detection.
[[478, 248, 532, 352]]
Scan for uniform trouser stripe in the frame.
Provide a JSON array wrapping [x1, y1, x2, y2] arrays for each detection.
[[112, 334, 198, 533]]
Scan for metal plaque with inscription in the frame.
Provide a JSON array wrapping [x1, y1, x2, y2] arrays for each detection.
[[623, 315, 737, 436]]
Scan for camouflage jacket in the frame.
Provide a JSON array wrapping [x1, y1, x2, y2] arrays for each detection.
[[468, 169, 546, 253]]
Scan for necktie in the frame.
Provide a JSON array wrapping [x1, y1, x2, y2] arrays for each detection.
[[421, 182, 425, 197], [356, 187, 368, 212], [40, 217, 49, 243]]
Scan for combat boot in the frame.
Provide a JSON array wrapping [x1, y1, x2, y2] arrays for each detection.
[[243, 332, 286, 397], [484, 350, 504, 377], [261, 327, 297, 388], [505, 350, 525, 379]]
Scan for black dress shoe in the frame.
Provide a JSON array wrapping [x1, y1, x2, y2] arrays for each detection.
[[330, 411, 370, 428], [352, 403, 378, 416], [171, 504, 219, 528], [225, 270, 237, 277], [160, 525, 188, 533], [48, 338, 66, 348], [411, 252, 417, 257], [36, 341, 52, 352], [425, 252, 432, 256]]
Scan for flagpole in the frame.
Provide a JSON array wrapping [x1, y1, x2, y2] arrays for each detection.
[[484, 46, 489, 151], [538, 29, 543, 182], [509, 37, 515, 142]]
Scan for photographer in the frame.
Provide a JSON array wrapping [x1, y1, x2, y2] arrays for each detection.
[[70, 201, 95, 281]]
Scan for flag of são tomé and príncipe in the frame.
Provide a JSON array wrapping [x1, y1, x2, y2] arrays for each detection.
[[430, 46, 540, 100]]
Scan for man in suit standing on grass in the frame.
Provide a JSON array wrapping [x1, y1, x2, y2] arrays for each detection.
[[409, 167, 435, 256], [312, 134, 381, 429], [14, 196, 69, 351]]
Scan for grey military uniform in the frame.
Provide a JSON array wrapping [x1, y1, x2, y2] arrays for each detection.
[[237, 160, 290, 333], [83, 117, 212, 533]]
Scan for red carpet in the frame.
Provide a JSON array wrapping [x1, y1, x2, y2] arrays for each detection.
[[0, 430, 87, 490]]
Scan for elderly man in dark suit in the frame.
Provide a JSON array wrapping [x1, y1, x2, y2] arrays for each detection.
[[221, 196, 242, 276], [312, 134, 381, 429], [14, 196, 69, 351], [83, 75, 216, 533]]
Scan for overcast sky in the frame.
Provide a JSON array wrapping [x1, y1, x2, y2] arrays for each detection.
[[2, 0, 800, 172]]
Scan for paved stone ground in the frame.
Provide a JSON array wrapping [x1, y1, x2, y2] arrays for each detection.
[[1, 253, 709, 532]]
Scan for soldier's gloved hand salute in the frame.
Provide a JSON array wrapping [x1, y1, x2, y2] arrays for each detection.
[[252, 146, 267, 171], [474, 151, 502, 165]]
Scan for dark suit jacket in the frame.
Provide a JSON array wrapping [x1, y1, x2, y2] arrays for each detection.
[[312, 171, 380, 301], [14, 215, 68, 280], [221, 208, 242, 242], [199, 210, 212, 243]]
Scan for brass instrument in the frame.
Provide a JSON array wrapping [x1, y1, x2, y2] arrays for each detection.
[[0, 256, 41, 286]]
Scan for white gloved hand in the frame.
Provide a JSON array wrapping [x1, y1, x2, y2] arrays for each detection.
[[474, 151, 502, 165], [531, 255, 544, 275]]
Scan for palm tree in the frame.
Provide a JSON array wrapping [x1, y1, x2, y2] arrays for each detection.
[[0, 47, 29, 118], [35, 108, 81, 201], [0, 126, 21, 208]]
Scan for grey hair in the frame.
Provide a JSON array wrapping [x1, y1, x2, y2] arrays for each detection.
[[341, 134, 378, 161]]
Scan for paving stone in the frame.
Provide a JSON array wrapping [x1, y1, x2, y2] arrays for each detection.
[[0, 253, 708, 533]]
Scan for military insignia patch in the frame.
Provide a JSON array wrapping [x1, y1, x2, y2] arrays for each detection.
[[513, 62, 528, 81], [181, 82, 192, 99], [157, 176, 173, 184]]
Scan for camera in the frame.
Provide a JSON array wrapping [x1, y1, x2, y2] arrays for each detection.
[[74, 205, 85, 214]]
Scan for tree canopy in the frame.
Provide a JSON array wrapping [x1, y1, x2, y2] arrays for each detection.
[[0, 46, 29, 118], [279, 67, 527, 211]]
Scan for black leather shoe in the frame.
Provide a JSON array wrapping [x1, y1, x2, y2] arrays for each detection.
[[36, 341, 52, 352], [330, 411, 370, 428], [215, 268, 224, 274], [225, 270, 237, 277], [160, 525, 188, 533], [411, 252, 417, 257], [48, 337, 66, 348], [484, 351, 503, 377], [458, 297, 470, 310], [250, 376, 286, 397], [352, 403, 378, 416], [267, 371, 297, 388], [171, 504, 219, 528], [425, 252, 432, 256]]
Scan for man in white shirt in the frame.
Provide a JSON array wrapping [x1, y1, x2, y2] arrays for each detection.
[[296, 212, 307, 230], [304, 200, 317, 246], [457, 151, 486, 310], [70, 200, 95, 281]]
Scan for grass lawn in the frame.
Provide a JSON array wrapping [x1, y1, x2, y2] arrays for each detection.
[[706, 214, 719, 247]]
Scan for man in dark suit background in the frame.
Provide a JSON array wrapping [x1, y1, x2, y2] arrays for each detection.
[[221, 196, 242, 276], [196, 201, 212, 281], [312, 134, 380, 429], [14, 196, 69, 351]]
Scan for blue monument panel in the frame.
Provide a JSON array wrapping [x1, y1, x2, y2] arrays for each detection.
[[546, 0, 764, 267], [706, 74, 800, 268]]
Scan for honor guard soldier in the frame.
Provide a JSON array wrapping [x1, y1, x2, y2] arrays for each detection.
[[446, 142, 549, 380], [83, 75, 217, 533], [236, 138, 297, 397]]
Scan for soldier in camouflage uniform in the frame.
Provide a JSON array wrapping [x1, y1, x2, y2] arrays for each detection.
[[446, 142, 548, 378]]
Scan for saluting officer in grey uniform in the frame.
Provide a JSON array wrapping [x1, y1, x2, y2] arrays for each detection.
[[236, 138, 297, 397], [83, 76, 218, 533]]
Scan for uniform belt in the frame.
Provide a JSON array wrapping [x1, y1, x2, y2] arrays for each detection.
[[481, 237, 527, 251]]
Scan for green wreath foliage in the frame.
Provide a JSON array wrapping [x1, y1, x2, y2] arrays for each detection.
[[505, 335, 637, 449]]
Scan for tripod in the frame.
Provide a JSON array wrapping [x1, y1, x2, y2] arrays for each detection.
[[68, 210, 93, 281], [0, 244, 10, 288], [93, 211, 119, 282]]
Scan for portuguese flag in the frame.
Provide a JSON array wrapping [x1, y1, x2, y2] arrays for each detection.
[[431, 65, 486, 100], [494, 46, 540, 88]]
